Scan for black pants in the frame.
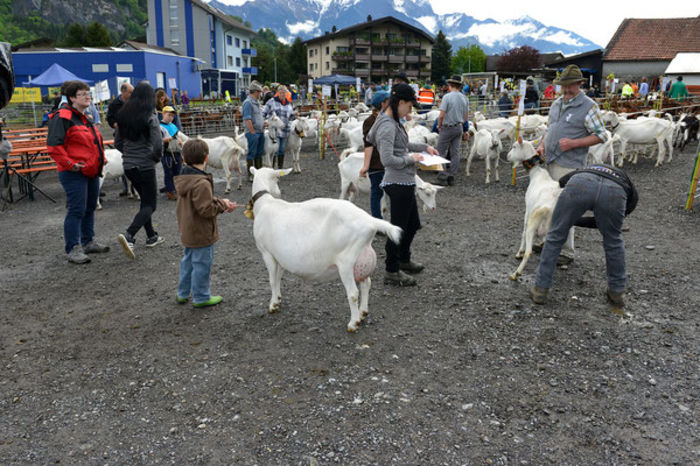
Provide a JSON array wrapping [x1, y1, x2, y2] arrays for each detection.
[[383, 184, 421, 272], [124, 167, 157, 240]]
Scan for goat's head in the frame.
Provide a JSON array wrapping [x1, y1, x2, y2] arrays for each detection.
[[415, 178, 443, 212], [267, 114, 285, 131], [507, 137, 537, 164], [250, 167, 292, 199]]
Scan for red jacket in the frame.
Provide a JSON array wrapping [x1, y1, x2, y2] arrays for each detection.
[[47, 104, 105, 178]]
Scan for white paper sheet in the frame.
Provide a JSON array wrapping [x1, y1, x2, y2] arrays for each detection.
[[416, 153, 451, 165]]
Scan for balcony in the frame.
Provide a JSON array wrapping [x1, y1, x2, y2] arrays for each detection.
[[371, 55, 387, 62], [388, 55, 404, 63], [241, 48, 257, 57], [332, 53, 353, 61], [405, 69, 419, 77], [419, 55, 431, 63], [355, 69, 370, 77], [405, 41, 421, 48], [332, 68, 352, 74], [405, 56, 419, 63], [242, 67, 258, 75], [355, 54, 370, 61], [352, 38, 370, 46]]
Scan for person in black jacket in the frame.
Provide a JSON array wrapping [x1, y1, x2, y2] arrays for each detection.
[[106, 82, 133, 130], [529, 164, 638, 307], [115, 81, 165, 259]]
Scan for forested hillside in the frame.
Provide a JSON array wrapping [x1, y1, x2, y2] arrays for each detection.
[[0, 0, 147, 45]]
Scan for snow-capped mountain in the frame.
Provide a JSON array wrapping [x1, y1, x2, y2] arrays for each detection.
[[209, 0, 600, 54]]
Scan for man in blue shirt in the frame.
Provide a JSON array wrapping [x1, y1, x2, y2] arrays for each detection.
[[242, 81, 265, 180]]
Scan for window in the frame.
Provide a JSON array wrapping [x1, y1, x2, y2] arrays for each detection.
[[325, 46, 329, 54], [156, 72, 166, 90], [236, 57, 241, 67], [235, 37, 240, 47], [116, 64, 133, 72], [168, 0, 179, 47], [227, 35, 232, 46], [326, 61, 329, 70], [92, 64, 108, 72], [309, 64, 313, 72], [227, 56, 233, 66], [243, 40, 247, 48]]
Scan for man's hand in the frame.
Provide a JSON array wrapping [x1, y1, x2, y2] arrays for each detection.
[[536, 144, 545, 157], [359, 166, 369, 178], [426, 146, 438, 155], [559, 138, 578, 152]]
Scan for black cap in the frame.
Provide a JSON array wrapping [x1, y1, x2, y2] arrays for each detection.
[[391, 83, 417, 104]]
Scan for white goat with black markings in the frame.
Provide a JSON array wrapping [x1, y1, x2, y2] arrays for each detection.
[[506, 138, 564, 281], [249, 167, 402, 332]]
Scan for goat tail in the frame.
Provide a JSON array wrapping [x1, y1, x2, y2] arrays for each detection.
[[371, 218, 403, 244], [339, 148, 354, 161]]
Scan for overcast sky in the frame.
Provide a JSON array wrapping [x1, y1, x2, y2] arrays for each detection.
[[216, 0, 698, 47]]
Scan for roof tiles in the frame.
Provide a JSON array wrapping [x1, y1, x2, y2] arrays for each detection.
[[604, 17, 700, 61]]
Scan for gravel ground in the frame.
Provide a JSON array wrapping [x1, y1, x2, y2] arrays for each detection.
[[0, 136, 698, 465]]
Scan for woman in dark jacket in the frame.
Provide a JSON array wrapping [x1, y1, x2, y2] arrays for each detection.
[[116, 81, 165, 259]]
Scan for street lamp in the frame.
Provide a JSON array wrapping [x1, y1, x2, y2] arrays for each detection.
[[274, 57, 277, 83]]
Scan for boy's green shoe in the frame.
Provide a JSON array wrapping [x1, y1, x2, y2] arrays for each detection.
[[177, 296, 189, 304], [193, 296, 223, 308]]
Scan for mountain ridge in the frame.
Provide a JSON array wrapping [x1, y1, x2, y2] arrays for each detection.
[[209, 0, 601, 55]]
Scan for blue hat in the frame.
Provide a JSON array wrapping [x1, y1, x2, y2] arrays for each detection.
[[371, 90, 390, 108]]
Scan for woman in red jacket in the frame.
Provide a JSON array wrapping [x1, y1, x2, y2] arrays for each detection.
[[47, 80, 109, 264]]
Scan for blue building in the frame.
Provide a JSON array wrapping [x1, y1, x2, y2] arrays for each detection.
[[12, 41, 203, 98], [147, 0, 257, 98]]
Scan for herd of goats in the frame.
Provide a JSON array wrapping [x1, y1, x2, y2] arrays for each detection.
[[95, 100, 699, 331]]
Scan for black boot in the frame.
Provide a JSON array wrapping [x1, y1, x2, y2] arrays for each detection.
[[254, 157, 262, 169], [277, 154, 285, 169], [246, 160, 253, 182], [272, 155, 277, 168]]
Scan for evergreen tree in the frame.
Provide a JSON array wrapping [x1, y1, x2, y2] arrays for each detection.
[[287, 37, 307, 82], [62, 24, 86, 47], [85, 22, 112, 46], [451, 44, 486, 74], [431, 30, 451, 84]]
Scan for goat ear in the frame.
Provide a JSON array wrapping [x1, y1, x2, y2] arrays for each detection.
[[277, 168, 293, 177], [250, 167, 257, 175], [517, 136, 523, 145], [433, 185, 445, 190]]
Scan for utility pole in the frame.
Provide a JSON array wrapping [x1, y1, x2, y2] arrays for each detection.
[[274, 57, 278, 83], [468, 54, 471, 73]]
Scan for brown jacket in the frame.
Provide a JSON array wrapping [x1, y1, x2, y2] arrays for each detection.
[[174, 166, 227, 248]]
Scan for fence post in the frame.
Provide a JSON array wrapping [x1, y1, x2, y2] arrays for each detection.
[[685, 142, 700, 210]]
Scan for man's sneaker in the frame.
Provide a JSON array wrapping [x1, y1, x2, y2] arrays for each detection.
[[532, 244, 543, 254], [529, 285, 549, 304], [606, 288, 626, 307], [557, 255, 574, 266], [83, 240, 110, 254], [177, 296, 189, 304], [384, 270, 417, 286], [117, 233, 135, 259], [145, 235, 165, 248], [159, 187, 168, 193], [434, 177, 450, 187], [67, 246, 91, 264], [399, 260, 424, 274], [193, 295, 223, 308]]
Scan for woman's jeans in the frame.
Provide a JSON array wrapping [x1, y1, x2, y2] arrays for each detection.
[[276, 136, 288, 156], [178, 245, 215, 303], [58, 170, 99, 253], [383, 183, 420, 272], [535, 173, 628, 292], [161, 151, 182, 193], [368, 170, 384, 219], [124, 167, 158, 240]]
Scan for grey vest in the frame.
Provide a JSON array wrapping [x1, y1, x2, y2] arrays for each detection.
[[545, 93, 597, 168], [243, 96, 264, 133]]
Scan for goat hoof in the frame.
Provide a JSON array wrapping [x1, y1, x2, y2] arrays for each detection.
[[515, 253, 524, 259], [96, 204, 103, 211], [225, 188, 232, 194], [269, 303, 279, 314], [509, 273, 519, 281], [347, 322, 359, 332]]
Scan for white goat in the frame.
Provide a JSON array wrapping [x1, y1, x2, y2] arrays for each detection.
[[262, 114, 285, 168], [339, 125, 365, 151], [286, 118, 310, 173], [176, 132, 245, 192], [506, 138, 564, 281], [610, 116, 674, 167], [97, 148, 138, 209], [337, 152, 443, 214], [249, 167, 402, 332], [587, 130, 620, 165], [474, 117, 515, 145], [408, 125, 439, 147], [466, 129, 504, 183]]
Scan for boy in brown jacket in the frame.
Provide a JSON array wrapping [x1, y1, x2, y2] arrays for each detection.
[[174, 140, 237, 307]]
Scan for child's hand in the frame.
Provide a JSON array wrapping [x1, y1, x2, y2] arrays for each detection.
[[224, 200, 238, 212]]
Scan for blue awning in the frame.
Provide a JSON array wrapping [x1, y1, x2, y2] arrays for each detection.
[[22, 63, 93, 86]]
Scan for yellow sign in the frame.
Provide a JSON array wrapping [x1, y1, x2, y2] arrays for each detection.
[[10, 87, 42, 103]]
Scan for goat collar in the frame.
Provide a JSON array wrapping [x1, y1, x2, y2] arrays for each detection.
[[294, 127, 304, 138], [244, 190, 270, 220], [521, 154, 545, 171]]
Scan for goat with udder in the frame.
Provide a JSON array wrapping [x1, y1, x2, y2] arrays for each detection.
[[248, 167, 403, 332], [337, 152, 443, 215], [176, 131, 245, 192], [506, 138, 565, 281], [465, 128, 504, 184]]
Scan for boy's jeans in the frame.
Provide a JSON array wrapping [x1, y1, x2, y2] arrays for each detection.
[[178, 245, 215, 303]]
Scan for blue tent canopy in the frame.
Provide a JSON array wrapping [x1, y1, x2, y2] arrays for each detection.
[[313, 74, 358, 85], [22, 63, 93, 86]]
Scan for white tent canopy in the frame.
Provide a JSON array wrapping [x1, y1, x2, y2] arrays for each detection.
[[665, 53, 700, 75]]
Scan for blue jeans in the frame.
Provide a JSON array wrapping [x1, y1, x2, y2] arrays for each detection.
[[178, 245, 215, 304], [276, 136, 287, 156], [58, 170, 100, 254], [368, 170, 384, 219], [245, 132, 265, 161], [161, 151, 182, 193], [535, 173, 628, 292]]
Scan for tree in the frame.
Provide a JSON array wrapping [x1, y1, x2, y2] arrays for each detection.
[[496, 45, 541, 72], [287, 37, 307, 81], [431, 30, 451, 84], [252, 28, 297, 84], [451, 44, 485, 74], [85, 21, 112, 46], [62, 23, 86, 47]]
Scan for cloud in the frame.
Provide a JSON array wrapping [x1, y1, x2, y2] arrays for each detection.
[[416, 16, 438, 34], [286, 20, 318, 35], [542, 31, 584, 47]]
